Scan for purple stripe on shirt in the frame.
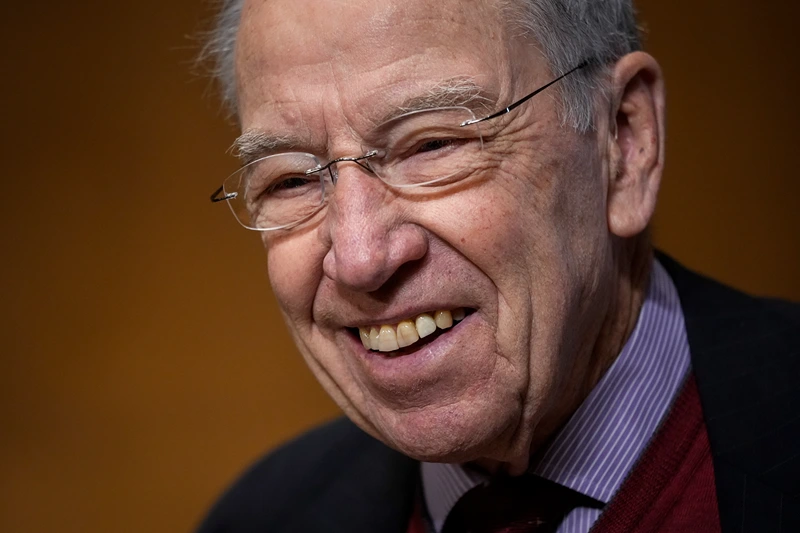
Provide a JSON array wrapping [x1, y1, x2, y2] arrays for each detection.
[[421, 259, 691, 533]]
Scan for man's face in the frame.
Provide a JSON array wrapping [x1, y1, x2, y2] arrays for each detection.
[[236, 0, 615, 468]]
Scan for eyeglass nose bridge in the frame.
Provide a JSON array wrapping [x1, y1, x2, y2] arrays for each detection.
[[305, 150, 380, 184]]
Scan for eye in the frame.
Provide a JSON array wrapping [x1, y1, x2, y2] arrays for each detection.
[[417, 138, 457, 153], [266, 176, 315, 194], [271, 177, 312, 191], [412, 136, 474, 158]]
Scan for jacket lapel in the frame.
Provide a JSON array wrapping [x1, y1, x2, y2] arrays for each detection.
[[283, 426, 419, 533], [659, 253, 800, 532]]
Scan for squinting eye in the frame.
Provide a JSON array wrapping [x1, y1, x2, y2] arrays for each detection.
[[416, 138, 458, 153], [267, 176, 315, 194]]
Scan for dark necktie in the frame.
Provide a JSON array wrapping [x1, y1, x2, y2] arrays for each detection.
[[440, 474, 604, 533]]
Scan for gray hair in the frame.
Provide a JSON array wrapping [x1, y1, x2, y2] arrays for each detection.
[[199, 0, 641, 132]]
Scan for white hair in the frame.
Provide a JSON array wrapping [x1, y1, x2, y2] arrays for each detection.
[[198, 0, 642, 132]]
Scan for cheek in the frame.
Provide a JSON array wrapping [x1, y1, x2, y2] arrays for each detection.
[[264, 234, 325, 326], [436, 166, 553, 280]]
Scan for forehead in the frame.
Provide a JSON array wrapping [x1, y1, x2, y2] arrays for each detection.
[[235, 0, 527, 139]]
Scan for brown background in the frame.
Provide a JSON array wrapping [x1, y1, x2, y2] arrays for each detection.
[[1, 1, 798, 532]]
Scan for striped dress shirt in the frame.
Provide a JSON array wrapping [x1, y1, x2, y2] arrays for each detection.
[[421, 258, 691, 533]]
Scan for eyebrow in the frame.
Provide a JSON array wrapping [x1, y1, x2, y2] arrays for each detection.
[[381, 76, 497, 123], [232, 77, 498, 163], [232, 131, 300, 165]]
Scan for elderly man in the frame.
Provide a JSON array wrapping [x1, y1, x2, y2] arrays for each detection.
[[198, 0, 799, 531]]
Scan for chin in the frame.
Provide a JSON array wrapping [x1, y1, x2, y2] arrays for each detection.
[[367, 396, 523, 465]]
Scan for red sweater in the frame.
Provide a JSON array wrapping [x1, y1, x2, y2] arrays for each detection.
[[408, 377, 721, 533], [591, 377, 720, 532]]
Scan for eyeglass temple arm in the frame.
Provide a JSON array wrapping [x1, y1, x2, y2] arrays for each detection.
[[461, 60, 590, 127], [211, 185, 237, 203]]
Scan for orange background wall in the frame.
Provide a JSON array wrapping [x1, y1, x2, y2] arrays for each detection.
[[1, 1, 798, 532]]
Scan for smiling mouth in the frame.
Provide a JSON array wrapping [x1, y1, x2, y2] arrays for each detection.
[[350, 307, 474, 354]]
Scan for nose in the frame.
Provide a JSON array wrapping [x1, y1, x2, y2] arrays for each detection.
[[320, 166, 427, 293]]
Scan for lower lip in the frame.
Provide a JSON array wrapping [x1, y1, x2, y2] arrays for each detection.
[[349, 312, 479, 390]]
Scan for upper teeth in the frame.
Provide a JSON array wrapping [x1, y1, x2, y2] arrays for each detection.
[[358, 308, 467, 352]]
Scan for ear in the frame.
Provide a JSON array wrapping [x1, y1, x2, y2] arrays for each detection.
[[605, 52, 666, 238]]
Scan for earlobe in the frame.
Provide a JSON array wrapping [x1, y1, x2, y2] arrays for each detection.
[[606, 52, 666, 239]]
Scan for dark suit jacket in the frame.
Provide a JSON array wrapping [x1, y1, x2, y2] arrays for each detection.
[[196, 256, 800, 533]]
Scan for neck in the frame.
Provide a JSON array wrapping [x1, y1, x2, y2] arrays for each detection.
[[584, 235, 653, 394]]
